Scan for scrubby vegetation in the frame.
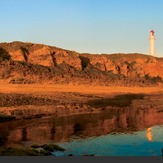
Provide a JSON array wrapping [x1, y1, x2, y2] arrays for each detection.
[[87, 94, 144, 108], [0, 48, 11, 61], [0, 114, 16, 122], [0, 93, 58, 107]]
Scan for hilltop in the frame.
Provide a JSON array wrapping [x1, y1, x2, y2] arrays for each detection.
[[0, 41, 163, 86]]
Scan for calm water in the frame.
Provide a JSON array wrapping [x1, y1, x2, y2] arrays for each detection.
[[1, 107, 163, 156], [53, 126, 163, 156]]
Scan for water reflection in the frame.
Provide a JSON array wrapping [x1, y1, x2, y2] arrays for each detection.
[[0, 127, 9, 146], [21, 127, 28, 142], [1, 107, 163, 148], [73, 124, 83, 136], [50, 126, 56, 140], [146, 128, 153, 142]]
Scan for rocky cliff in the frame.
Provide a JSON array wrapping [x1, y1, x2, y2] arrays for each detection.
[[0, 41, 163, 86]]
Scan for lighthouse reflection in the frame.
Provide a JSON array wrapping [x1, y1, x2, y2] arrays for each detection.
[[146, 128, 153, 142], [1, 107, 163, 147]]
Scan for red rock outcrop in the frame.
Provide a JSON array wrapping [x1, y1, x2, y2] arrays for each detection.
[[0, 42, 82, 70], [54, 50, 82, 70], [0, 41, 163, 86]]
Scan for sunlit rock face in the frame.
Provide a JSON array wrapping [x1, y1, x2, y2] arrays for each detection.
[[0, 41, 163, 85]]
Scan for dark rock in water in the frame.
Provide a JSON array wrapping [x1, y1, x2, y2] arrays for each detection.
[[41, 144, 65, 152], [31, 144, 65, 152], [31, 144, 40, 149], [40, 149, 51, 156], [30, 144, 65, 156], [83, 154, 95, 156], [68, 154, 73, 156]]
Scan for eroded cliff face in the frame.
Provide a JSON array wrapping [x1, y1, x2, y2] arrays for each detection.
[[0, 42, 82, 70], [0, 41, 163, 86], [81, 53, 163, 78]]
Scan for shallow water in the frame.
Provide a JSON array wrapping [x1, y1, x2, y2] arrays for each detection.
[[53, 126, 163, 156], [1, 107, 163, 156]]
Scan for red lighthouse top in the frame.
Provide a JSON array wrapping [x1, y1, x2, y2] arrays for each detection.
[[150, 30, 154, 35]]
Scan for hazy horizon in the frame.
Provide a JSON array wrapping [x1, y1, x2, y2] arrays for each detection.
[[1, 0, 163, 57]]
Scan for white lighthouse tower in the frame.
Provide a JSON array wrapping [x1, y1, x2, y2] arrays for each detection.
[[149, 30, 156, 57]]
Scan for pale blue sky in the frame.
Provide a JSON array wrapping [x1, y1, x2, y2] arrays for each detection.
[[0, 0, 163, 57]]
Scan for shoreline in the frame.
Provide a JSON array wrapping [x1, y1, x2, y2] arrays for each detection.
[[1, 84, 163, 156], [0, 84, 163, 121]]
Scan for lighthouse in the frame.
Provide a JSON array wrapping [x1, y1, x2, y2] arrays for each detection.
[[149, 30, 155, 57]]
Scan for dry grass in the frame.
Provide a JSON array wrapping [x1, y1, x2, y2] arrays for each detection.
[[0, 84, 163, 95]]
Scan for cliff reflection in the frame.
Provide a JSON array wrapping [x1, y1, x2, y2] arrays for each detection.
[[21, 127, 28, 142], [50, 126, 56, 140], [1, 107, 163, 147]]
